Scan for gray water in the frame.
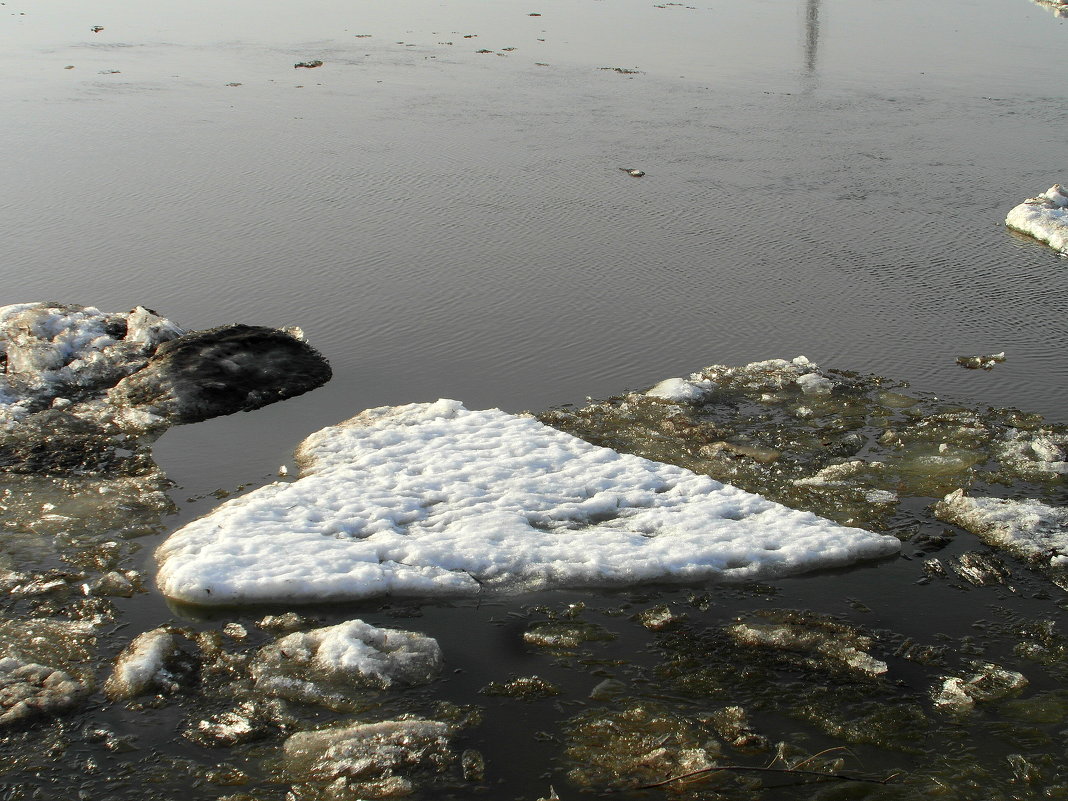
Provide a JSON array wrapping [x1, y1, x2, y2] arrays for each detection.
[[3, 0, 1066, 497], [2, 1, 1068, 798]]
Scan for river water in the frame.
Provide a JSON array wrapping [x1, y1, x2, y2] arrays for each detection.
[[1, 0, 1067, 798]]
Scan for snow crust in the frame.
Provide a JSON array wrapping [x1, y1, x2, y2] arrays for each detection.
[[156, 400, 900, 606], [1005, 184, 1068, 253], [935, 490, 1068, 567]]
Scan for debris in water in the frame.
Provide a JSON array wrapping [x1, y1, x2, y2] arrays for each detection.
[[956, 352, 1006, 369]]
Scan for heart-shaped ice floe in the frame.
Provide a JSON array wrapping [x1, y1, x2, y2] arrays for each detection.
[[156, 400, 900, 605]]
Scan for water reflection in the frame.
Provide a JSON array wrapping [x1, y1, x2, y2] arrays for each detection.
[[804, 0, 821, 75]]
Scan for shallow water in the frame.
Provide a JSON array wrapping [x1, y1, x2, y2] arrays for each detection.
[[1, 0, 1067, 798]]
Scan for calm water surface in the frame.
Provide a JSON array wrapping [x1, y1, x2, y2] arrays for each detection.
[[1, 0, 1067, 796]]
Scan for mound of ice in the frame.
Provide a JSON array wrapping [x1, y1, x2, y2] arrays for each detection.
[[1005, 184, 1068, 254], [935, 490, 1068, 567], [251, 620, 443, 702], [156, 400, 899, 606], [0, 656, 88, 726], [645, 377, 714, 403], [104, 627, 187, 700], [932, 663, 1028, 713], [0, 303, 184, 427], [283, 719, 455, 798]]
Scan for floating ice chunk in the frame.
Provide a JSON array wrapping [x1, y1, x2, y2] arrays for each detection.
[[933, 663, 1028, 713], [0, 657, 87, 727], [796, 372, 835, 395], [729, 620, 888, 676], [956, 352, 1006, 370], [104, 627, 184, 700], [697, 355, 838, 395], [997, 429, 1068, 477], [155, 401, 900, 606], [935, 490, 1068, 567], [283, 719, 455, 798], [1005, 185, 1068, 253], [250, 620, 443, 701], [645, 377, 713, 403]]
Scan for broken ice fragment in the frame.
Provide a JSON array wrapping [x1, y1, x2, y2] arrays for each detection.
[[250, 619, 442, 704], [1005, 184, 1068, 253], [104, 627, 190, 700], [935, 490, 1068, 568], [956, 352, 1006, 370]]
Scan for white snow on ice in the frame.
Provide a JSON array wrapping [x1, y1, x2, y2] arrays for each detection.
[[1005, 184, 1068, 254], [935, 490, 1068, 567], [0, 302, 184, 427], [156, 400, 899, 606], [645, 377, 715, 403]]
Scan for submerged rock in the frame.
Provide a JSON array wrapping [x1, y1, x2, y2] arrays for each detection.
[[250, 620, 443, 704], [107, 324, 331, 424]]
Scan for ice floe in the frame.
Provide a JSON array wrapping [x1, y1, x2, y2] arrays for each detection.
[[1005, 184, 1068, 254], [105, 627, 193, 700], [155, 400, 900, 606], [0, 657, 87, 727], [250, 620, 443, 703], [283, 718, 456, 798], [935, 490, 1068, 567]]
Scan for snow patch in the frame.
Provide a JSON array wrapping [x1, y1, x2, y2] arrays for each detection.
[[1005, 184, 1068, 253], [156, 401, 899, 606], [934, 490, 1068, 568]]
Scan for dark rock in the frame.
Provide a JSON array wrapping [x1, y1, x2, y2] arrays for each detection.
[[108, 325, 331, 424]]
